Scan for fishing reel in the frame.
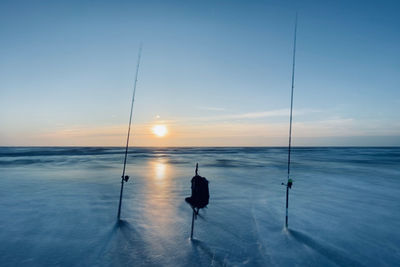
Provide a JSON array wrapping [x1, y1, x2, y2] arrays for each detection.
[[281, 178, 293, 189], [122, 175, 130, 182]]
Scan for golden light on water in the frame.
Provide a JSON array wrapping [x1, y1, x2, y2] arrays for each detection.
[[152, 125, 167, 137], [154, 161, 166, 180]]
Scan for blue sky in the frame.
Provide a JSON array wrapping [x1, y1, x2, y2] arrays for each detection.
[[1, 0, 399, 146]]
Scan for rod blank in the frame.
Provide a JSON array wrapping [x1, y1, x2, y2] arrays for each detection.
[[285, 14, 298, 228], [117, 45, 143, 220]]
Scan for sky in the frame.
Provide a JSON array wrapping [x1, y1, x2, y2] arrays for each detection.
[[1, 0, 399, 146]]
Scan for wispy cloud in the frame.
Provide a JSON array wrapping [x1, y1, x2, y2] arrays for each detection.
[[171, 108, 320, 124], [196, 106, 226, 111], [220, 109, 289, 119]]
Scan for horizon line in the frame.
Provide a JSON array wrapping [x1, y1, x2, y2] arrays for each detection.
[[1, 145, 399, 148]]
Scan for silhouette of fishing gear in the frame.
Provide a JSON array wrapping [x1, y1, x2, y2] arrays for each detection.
[[282, 13, 298, 228], [117, 45, 142, 220], [186, 163, 210, 239]]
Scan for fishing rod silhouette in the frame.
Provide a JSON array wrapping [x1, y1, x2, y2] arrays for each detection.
[[117, 45, 142, 220], [282, 13, 298, 229]]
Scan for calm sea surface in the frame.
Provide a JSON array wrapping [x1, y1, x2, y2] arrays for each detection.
[[0, 147, 399, 266]]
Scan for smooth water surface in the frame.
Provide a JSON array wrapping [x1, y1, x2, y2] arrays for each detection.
[[0, 147, 399, 266]]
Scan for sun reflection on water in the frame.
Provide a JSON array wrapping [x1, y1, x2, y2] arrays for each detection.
[[154, 161, 166, 180], [142, 159, 179, 241]]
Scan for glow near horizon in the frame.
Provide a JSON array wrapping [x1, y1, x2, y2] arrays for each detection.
[[0, 0, 399, 146]]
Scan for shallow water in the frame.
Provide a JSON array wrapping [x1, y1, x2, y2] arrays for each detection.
[[0, 147, 399, 266]]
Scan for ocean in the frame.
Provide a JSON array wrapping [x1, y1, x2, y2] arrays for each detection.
[[0, 147, 399, 266]]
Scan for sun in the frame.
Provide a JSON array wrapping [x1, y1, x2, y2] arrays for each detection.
[[152, 125, 167, 137]]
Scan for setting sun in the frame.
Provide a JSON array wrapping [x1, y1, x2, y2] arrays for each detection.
[[152, 125, 167, 137]]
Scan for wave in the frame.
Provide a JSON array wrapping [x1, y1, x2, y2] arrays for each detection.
[[1, 147, 399, 168]]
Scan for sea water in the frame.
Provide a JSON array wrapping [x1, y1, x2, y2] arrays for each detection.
[[0, 147, 399, 266]]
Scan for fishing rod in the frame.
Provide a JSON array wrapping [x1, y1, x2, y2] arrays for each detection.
[[117, 45, 143, 220], [283, 14, 297, 228]]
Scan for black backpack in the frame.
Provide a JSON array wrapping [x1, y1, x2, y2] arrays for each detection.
[[190, 174, 209, 209]]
